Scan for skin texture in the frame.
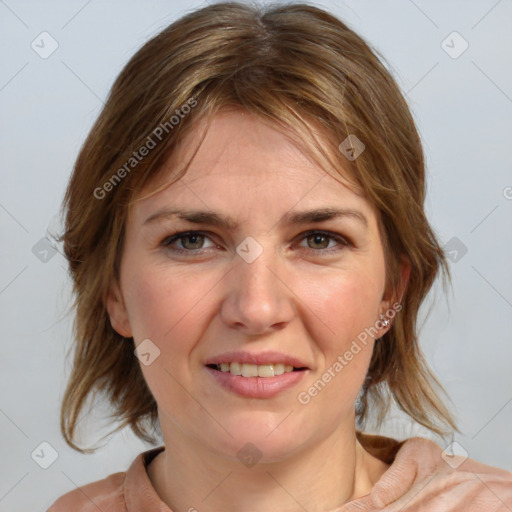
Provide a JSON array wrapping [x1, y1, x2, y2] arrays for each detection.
[[107, 109, 406, 512]]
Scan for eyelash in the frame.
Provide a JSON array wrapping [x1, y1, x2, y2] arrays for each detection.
[[160, 230, 351, 256]]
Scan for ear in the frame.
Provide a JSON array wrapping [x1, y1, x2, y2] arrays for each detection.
[[378, 255, 411, 334], [106, 281, 133, 338], [395, 254, 411, 304]]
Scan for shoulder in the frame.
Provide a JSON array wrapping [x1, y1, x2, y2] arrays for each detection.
[[47, 446, 165, 512], [47, 471, 126, 512], [370, 436, 512, 511]]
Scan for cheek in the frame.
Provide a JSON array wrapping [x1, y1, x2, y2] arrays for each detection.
[[121, 264, 218, 404], [295, 270, 383, 417], [300, 266, 385, 348], [121, 263, 213, 343]]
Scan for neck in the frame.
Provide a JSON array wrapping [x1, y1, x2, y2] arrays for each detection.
[[148, 415, 389, 512]]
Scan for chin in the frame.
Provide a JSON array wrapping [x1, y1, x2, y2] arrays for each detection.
[[205, 412, 309, 463]]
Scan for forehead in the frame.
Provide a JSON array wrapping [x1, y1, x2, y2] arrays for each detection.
[[170, 109, 331, 182], [132, 109, 373, 222]]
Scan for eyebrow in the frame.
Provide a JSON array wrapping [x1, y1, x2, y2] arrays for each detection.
[[143, 207, 368, 229]]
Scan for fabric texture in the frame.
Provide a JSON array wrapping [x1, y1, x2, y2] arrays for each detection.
[[48, 432, 512, 511]]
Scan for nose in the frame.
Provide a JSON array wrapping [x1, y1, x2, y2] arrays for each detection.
[[219, 246, 295, 336]]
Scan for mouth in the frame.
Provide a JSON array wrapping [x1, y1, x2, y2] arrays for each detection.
[[206, 362, 308, 378], [204, 351, 310, 397]]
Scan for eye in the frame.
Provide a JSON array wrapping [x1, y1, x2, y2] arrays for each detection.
[[160, 229, 350, 256], [161, 231, 216, 254], [297, 230, 349, 253]]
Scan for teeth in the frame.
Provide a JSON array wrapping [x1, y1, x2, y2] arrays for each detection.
[[257, 364, 274, 378], [216, 362, 297, 378], [274, 363, 285, 375], [230, 362, 242, 375], [242, 364, 258, 377]]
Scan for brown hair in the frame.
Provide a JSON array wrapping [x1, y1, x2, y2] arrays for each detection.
[[59, 1, 457, 453]]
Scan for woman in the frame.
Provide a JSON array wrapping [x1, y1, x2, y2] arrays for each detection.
[[49, 2, 512, 511]]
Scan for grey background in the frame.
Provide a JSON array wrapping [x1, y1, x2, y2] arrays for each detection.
[[1, 0, 511, 510]]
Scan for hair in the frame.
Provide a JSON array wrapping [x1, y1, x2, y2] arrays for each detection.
[[58, 1, 458, 453]]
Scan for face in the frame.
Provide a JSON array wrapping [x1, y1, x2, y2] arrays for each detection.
[[107, 109, 394, 462]]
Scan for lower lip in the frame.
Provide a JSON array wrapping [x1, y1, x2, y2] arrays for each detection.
[[205, 367, 307, 398]]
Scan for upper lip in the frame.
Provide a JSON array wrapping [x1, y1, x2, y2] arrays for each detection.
[[205, 351, 309, 369]]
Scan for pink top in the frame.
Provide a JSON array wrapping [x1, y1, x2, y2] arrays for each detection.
[[48, 433, 512, 511]]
